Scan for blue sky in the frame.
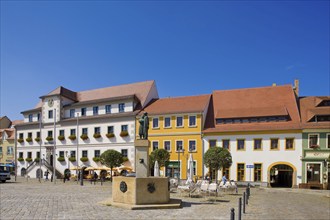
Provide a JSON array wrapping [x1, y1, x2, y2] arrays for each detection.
[[1, 0, 329, 120]]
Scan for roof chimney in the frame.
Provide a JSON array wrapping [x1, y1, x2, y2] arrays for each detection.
[[293, 79, 299, 96]]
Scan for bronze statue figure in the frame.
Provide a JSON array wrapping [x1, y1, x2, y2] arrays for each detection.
[[139, 112, 149, 139]]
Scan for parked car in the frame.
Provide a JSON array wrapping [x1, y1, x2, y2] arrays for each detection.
[[0, 165, 11, 183]]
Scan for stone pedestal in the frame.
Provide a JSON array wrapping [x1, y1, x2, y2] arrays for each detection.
[[134, 139, 150, 178]]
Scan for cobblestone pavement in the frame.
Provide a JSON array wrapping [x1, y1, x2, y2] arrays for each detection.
[[1, 177, 329, 220]]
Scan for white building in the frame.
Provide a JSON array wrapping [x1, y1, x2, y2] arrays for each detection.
[[15, 80, 158, 179], [203, 84, 303, 188]]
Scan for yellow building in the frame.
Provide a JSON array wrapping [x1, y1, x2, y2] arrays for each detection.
[[137, 95, 211, 180]]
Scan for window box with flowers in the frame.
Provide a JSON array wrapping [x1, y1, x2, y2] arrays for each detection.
[[57, 156, 65, 162], [18, 157, 24, 162], [93, 133, 101, 139], [46, 136, 53, 142], [80, 134, 89, 140], [80, 157, 89, 162], [106, 133, 115, 138], [25, 158, 33, 163], [93, 157, 101, 162], [69, 157, 76, 162], [120, 131, 129, 137], [34, 158, 40, 163], [58, 135, 65, 141], [26, 137, 33, 142], [17, 138, 24, 143], [35, 137, 41, 142], [68, 135, 76, 140]]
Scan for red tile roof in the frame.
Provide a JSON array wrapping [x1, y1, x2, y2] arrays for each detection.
[[141, 94, 211, 115], [204, 85, 301, 133]]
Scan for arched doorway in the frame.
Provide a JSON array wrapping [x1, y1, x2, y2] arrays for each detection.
[[36, 169, 43, 179], [269, 163, 294, 188], [21, 168, 26, 177]]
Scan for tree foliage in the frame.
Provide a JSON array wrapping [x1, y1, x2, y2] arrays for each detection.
[[204, 147, 232, 182], [149, 149, 170, 168], [100, 150, 124, 181]]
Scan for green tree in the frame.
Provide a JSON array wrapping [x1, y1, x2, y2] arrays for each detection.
[[204, 147, 232, 183], [100, 150, 124, 181], [149, 149, 170, 169]]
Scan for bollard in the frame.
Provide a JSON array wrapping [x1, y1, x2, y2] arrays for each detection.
[[230, 208, 235, 220], [246, 187, 249, 202], [243, 192, 246, 214], [238, 198, 242, 220]]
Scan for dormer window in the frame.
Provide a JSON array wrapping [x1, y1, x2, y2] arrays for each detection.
[[93, 106, 99, 115], [28, 114, 33, 122], [70, 109, 75, 118], [119, 103, 125, 113], [105, 105, 112, 114], [81, 108, 86, 116]]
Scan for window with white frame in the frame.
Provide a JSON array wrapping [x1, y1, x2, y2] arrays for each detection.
[[164, 117, 171, 128], [105, 105, 112, 114], [152, 118, 159, 128], [107, 126, 114, 134], [119, 103, 125, 113], [59, 130, 64, 136], [27, 152, 32, 158], [176, 116, 183, 127], [176, 140, 183, 152], [164, 141, 171, 151], [82, 128, 88, 135], [189, 140, 196, 152], [70, 151, 76, 158], [59, 151, 64, 158], [94, 150, 100, 158], [70, 129, 76, 135], [70, 109, 75, 118], [19, 133, 24, 139], [36, 132, 40, 138], [94, 127, 101, 134], [189, 115, 196, 127], [121, 125, 128, 132], [121, 149, 128, 158], [7, 146, 13, 155], [47, 130, 53, 138], [152, 141, 159, 151], [308, 134, 319, 148], [28, 132, 32, 138], [19, 152, 23, 158], [0, 146, 3, 156], [37, 113, 40, 121], [48, 110, 53, 119], [82, 150, 88, 157]]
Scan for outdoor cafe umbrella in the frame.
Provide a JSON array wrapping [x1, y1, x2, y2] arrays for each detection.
[[85, 167, 96, 171], [187, 154, 194, 183], [70, 166, 81, 170], [154, 160, 160, 177]]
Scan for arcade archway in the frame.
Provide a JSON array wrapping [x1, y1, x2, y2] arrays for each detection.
[[269, 162, 296, 188]]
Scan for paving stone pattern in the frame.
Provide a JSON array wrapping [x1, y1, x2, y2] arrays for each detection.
[[0, 177, 329, 219]]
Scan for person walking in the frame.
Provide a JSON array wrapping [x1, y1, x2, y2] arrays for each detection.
[[44, 170, 49, 181]]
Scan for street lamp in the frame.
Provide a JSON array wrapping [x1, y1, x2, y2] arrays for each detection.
[[76, 112, 83, 186]]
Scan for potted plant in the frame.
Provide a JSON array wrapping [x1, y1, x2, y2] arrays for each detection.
[[80, 157, 89, 162], [80, 134, 88, 140], [17, 157, 24, 162], [68, 135, 76, 140], [57, 156, 65, 162], [310, 145, 320, 149], [58, 135, 65, 141], [26, 137, 33, 142], [25, 158, 33, 162], [120, 131, 129, 137], [46, 136, 53, 142], [69, 157, 76, 162], [34, 158, 40, 163], [17, 138, 24, 143], [93, 157, 101, 162], [35, 137, 41, 142], [93, 133, 101, 139], [106, 133, 115, 138]]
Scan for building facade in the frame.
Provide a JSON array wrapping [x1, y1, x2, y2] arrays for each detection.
[[138, 95, 211, 180], [299, 96, 330, 189], [15, 81, 158, 178], [0, 117, 16, 170], [203, 85, 303, 187]]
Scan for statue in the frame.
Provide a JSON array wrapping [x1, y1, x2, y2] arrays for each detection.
[[139, 112, 149, 139]]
